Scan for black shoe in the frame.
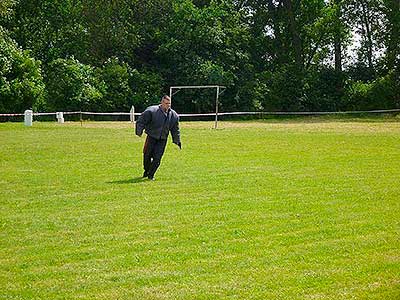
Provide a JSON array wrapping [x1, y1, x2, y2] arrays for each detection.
[[147, 175, 155, 181], [143, 171, 148, 178]]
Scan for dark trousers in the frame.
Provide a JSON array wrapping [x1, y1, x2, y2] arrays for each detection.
[[143, 136, 167, 178]]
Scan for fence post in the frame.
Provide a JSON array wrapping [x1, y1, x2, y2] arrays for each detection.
[[56, 112, 64, 124], [24, 110, 33, 126], [130, 106, 135, 124], [214, 86, 220, 129]]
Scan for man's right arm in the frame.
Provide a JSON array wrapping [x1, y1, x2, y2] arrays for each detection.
[[135, 109, 152, 136]]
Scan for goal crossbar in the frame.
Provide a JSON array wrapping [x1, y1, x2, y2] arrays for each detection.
[[170, 85, 226, 89]]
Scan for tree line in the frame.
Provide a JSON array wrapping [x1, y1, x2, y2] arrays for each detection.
[[1, 0, 399, 114]]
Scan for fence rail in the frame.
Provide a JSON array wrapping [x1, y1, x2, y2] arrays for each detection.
[[1, 108, 400, 119]]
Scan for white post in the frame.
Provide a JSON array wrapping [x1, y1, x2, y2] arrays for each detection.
[[24, 110, 33, 126], [169, 87, 172, 103], [130, 105, 135, 124], [56, 112, 64, 124], [214, 86, 220, 129]]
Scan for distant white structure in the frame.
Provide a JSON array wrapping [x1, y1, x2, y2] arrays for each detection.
[[56, 112, 64, 123], [24, 110, 33, 126], [130, 106, 135, 124]]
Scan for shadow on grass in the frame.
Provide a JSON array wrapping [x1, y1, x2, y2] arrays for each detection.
[[107, 177, 147, 184]]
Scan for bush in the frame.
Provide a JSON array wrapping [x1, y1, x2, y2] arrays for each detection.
[[99, 58, 132, 111], [302, 67, 345, 111], [45, 57, 104, 112], [369, 71, 400, 109], [262, 65, 305, 111], [129, 69, 163, 112], [0, 28, 45, 113], [343, 71, 400, 110]]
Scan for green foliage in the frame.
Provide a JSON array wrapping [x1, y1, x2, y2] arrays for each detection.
[[344, 81, 374, 110], [369, 71, 400, 109], [343, 70, 400, 110], [7, 0, 88, 65], [302, 67, 345, 111], [129, 69, 163, 112], [157, 0, 251, 112], [0, 0, 17, 19], [231, 72, 266, 112], [82, 0, 141, 66], [382, 0, 400, 70], [263, 65, 305, 111], [100, 58, 132, 111], [0, 28, 45, 113], [45, 58, 104, 111], [0, 0, 399, 113]]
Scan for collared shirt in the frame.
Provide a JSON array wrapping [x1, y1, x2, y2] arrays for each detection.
[[160, 105, 169, 116]]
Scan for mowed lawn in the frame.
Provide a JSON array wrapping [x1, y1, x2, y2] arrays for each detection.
[[1, 119, 399, 299]]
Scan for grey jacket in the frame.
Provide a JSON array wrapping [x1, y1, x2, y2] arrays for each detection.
[[135, 105, 181, 144]]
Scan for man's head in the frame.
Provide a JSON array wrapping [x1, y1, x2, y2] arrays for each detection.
[[160, 95, 171, 112]]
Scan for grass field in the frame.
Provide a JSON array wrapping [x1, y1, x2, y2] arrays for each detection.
[[1, 119, 399, 299]]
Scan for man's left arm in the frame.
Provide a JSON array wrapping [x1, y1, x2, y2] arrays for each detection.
[[171, 115, 181, 149]]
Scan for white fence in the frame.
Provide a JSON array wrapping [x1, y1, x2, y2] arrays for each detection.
[[1, 108, 400, 128]]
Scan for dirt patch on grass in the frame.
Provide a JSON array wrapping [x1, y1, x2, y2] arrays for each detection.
[[183, 120, 400, 133], [59, 120, 400, 133]]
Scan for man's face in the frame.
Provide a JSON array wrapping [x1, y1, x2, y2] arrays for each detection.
[[161, 98, 171, 112]]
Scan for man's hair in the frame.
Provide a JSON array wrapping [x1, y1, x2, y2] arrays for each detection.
[[161, 95, 171, 101]]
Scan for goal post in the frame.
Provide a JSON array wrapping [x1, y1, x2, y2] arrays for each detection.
[[169, 85, 226, 129]]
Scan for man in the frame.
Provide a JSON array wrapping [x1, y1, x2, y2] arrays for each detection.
[[135, 95, 181, 180]]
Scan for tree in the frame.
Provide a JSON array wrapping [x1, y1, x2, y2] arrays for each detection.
[[0, 0, 17, 20], [241, 0, 344, 110], [2, 0, 398, 113], [156, 0, 252, 112], [282, 0, 303, 70], [82, 0, 141, 66], [346, 0, 386, 79], [100, 57, 132, 111], [45, 58, 104, 111], [383, 0, 400, 71], [0, 27, 45, 113]]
